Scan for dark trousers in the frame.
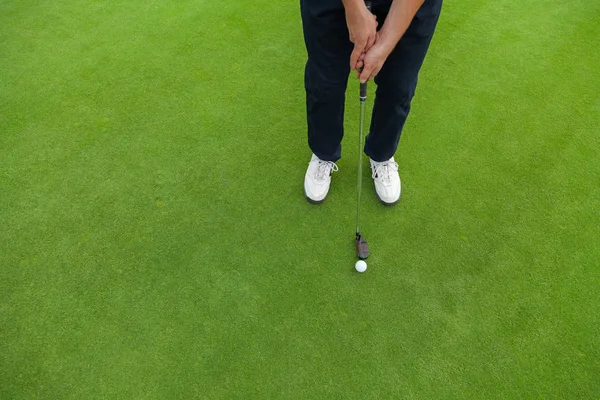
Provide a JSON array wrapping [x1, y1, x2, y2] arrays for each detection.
[[301, 0, 442, 162]]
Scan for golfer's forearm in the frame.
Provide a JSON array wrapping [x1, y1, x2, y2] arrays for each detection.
[[342, 0, 367, 14], [378, 0, 425, 54]]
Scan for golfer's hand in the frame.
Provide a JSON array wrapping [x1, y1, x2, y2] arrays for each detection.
[[345, 5, 378, 71], [357, 37, 391, 83]]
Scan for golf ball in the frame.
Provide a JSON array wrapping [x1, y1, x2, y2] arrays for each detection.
[[355, 260, 367, 273]]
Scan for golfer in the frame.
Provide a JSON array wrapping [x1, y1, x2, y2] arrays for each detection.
[[302, 0, 442, 204]]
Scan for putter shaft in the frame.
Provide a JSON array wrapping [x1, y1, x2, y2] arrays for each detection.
[[356, 99, 366, 235]]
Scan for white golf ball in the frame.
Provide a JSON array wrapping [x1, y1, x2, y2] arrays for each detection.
[[355, 260, 367, 273]]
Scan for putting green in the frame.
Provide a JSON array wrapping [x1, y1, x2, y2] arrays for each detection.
[[1, 0, 599, 398]]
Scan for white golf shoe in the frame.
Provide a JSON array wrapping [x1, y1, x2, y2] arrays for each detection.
[[370, 157, 401, 205], [304, 154, 338, 203]]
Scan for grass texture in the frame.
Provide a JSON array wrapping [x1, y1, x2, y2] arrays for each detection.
[[1, 0, 599, 398]]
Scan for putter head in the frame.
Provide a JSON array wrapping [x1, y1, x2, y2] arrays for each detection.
[[356, 232, 369, 260]]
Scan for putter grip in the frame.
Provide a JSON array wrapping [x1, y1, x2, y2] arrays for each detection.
[[360, 1, 371, 100]]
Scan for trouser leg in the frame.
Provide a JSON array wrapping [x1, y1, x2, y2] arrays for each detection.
[[365, 0, 443, 162], [300, 0, 353, 162]]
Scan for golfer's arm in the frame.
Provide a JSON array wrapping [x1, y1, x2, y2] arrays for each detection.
[[378, 0, 425, 54], [342, 0, 368, 14]]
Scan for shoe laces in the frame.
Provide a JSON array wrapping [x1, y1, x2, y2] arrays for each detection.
[[371, 160, 398, 184], [312, 159, 338, 180]]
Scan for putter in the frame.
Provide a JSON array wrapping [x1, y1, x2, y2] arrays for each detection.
[[355, 57, 370, 260]]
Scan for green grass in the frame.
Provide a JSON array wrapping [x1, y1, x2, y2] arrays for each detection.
[[1, 0, 599, 398]]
